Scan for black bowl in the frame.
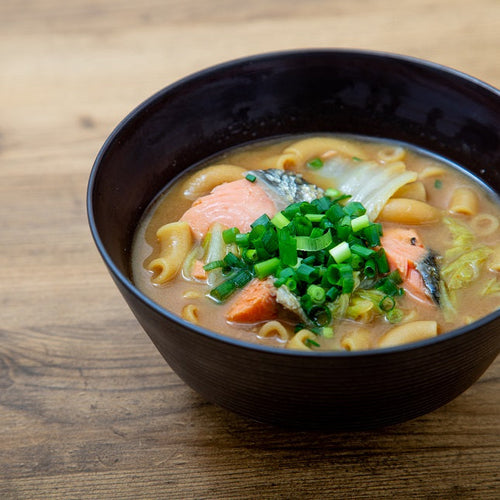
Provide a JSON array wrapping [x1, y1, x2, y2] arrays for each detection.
[[87, 49, 500, 430]]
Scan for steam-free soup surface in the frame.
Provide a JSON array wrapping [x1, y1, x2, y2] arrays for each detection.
[[131, 135, 500, 351]]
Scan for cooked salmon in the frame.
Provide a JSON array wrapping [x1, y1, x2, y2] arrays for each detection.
[[380, 227, 437, 304], [225, 278, 278, 323], [180, 179, 277, 239]]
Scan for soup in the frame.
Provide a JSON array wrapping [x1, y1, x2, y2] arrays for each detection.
[[131, 135, 500, 351]]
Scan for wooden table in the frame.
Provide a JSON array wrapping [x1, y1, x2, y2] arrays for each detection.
[[1, 1, 499, 498]]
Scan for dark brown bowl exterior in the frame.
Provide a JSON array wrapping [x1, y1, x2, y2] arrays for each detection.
[[88, 50, 500, 430]]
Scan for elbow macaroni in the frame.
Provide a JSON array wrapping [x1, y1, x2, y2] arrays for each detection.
[[377, 146, 406, 163], [394, 181, 427, 201], [181, 164, 247, 200], [182, 304, 200, 324], [377, 321, 438, 348], [448, 187, 479, 216], [148, 221, 193, 284], [258, 321, 290, 342], [287, 329, 317, 350], [341, 328, 372, 351], [378, 198, 441, 224], [278, 137, 365, 170]]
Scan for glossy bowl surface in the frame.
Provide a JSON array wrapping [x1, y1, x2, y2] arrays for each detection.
[[88, 49, 500, 430]]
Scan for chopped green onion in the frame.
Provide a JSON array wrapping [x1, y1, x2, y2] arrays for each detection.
[[326, 264, 341, 284], [326, 286, 341, 302], [296, 263, 319, 284], [292, 215, 313, 236], [379, 295, 395, 312], [209, 280, 236, 302], [307, 305, 332, 327], [285, 277, 298, 292], [251, 214, 271, 229], [243, 248, 258, 263], [277, 267, 295, 280], [254, 257, 280, 279], [305, 213, 325, 223], [235, 233, 250, 247], [341, 276, 355, 294], [305, 338, 320, 348], [325, 188, 342, 199], [282, 202, 302, 219], [271, 212, 291, 229], [350, 253, 363, 270], [434, 179, 443, 189], [364, 259, 377, 278], [278, 227, 297, 267], [351, 214, 370, 232], [374, 248, 390, 274], [218, 193, 406, 334], [299, 201, 319, 215], [222, 227, 240, 244], [363, 224, 381, 247], [307, 157, 324, 169], [344, 202, 366, 218], [326, 203, 344, 222], [329, 241, 351, 263], [377, 277, 399, 297], [336, 223, 352, 242], [245, 173, 257, 182], [203, 260, 225, 272], [350, 243, 375, 259], [231, 269, 253, 288], [307, 284, 326, 305], [223, 252, 245, 268], [296, 230, 333, 252], [313, 197, 332, 212]]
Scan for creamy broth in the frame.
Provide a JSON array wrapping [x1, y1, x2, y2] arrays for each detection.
[[131, 135, 500, 350]]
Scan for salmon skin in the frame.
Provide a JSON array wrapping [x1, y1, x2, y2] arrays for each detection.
[[248, 169, 325, 210], [416, 250, 441, 305]]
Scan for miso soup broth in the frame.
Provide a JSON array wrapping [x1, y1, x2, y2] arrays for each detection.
[[131, 135, 500, 351]]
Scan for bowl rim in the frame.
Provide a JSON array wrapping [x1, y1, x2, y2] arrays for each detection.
[[87, 48, 500, 358]]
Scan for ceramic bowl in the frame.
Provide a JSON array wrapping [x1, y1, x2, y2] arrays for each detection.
[[88, 49, 500, 430]]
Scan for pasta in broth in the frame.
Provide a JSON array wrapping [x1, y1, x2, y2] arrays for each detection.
[[131, 135, 500, 351]]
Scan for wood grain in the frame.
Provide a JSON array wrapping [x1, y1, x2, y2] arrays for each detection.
[[0, 1, 499, 498]]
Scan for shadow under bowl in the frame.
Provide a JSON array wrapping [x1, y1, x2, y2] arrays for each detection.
[[88, 49, 500, 430]]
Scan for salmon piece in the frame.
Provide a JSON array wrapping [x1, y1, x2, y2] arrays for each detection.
[[180, 179, 277, 239], [380, 228, 426, 274], [191, 260, 207, 281], [380, 227, 432, 304], [225, 278, 278, 323]]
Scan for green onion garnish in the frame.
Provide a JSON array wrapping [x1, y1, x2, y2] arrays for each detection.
[[245, 173, 257, 182], [271, 212, 291, 229], [209, 280, 236, 302], [254, 257, 280, 279], [222, 227, 240, 244], [307, 284, 326, 305], [307, 157, 324, 169], [203, 190, 405, 332], [329, 241, 351, 263], [203, 260, 225, 272], [351, 214, 370, 232], [296, 230, 333, 252]]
